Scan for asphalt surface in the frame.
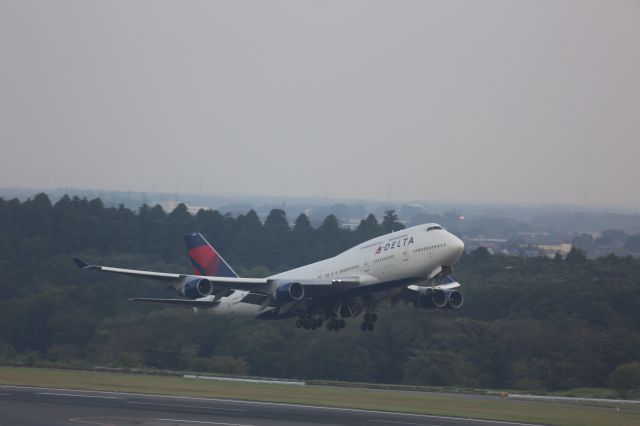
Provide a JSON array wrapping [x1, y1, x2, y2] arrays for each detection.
[[0, 385, 544, 426]]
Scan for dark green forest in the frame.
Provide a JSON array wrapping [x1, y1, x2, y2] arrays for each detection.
[[1, 193, 639, 396]]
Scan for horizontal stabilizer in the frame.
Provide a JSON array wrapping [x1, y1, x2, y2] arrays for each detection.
[[130, 298, 219, 308], [240, 292, 270, 305]]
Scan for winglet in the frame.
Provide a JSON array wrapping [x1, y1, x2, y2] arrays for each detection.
[[73, 257, 91, 269]]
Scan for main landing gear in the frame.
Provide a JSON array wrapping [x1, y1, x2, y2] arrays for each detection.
[[295, 317, 323, 330], [360, 312, 377, 332], [326, 317, 346, 331], [295, 315, 348, 332]]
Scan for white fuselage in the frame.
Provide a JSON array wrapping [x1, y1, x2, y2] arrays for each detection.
[[197, 224, 464, 318]]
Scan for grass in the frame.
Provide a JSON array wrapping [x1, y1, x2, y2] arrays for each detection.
[[1, 366, 638, 426], [549, 387, 619, 399]]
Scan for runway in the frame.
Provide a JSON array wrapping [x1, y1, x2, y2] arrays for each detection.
[[0, 385, 543, 426]]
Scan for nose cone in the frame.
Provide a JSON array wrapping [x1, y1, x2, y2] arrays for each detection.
[[449, 234, 465, 263]]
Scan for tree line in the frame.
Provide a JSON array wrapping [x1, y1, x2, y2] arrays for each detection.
[[0, 193, 638, 397]]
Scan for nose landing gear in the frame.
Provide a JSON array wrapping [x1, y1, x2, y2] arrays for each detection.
[[361, 312, 377, 331]]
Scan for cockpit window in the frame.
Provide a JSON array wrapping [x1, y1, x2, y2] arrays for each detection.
[[426, 226, 443, 231]]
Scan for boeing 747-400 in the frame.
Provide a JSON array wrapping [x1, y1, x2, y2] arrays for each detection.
[[74, 223, 464, 331]]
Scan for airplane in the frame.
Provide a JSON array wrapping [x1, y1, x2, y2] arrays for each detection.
[[74, 223, 465, 332]]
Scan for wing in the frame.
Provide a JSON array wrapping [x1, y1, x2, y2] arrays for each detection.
[[73, 257, 267, 291], [74, 257, 367, 295], [307, 275, 463, 315], [74, 257, 430, 314]]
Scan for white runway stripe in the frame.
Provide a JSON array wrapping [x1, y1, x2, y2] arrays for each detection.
[[39, 392, 121, 399], [157, 419, 254, 426], [127, 401, 245, 411]]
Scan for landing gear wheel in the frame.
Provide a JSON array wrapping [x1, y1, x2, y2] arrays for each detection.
[[371, 313, 378, 323], [360, 322, 367, 331], [339, 319, 346, 329], [364, 313, 371, 322], [315, 318, 323, 327], [367, 322, 375, 331]]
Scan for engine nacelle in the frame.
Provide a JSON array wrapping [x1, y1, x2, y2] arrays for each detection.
[[181, 278, 213, 299], [431, 288, 449, 308], [415, 287, 464, 309], [273, 281, 304, 302], [447, 289, 464, 309]]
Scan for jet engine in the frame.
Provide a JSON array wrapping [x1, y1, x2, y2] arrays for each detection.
[[273, 281, 304, 302], [446, 289, 464, 309], [181, 278, 214, 299], [415, 287, 464, 309]]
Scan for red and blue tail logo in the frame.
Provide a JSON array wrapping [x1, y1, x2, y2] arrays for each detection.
[[184, 233, 239, 278]]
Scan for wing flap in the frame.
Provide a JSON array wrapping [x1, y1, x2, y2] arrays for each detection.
[[434, 275, 460, 290]]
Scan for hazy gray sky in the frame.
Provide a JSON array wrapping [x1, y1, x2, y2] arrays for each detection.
[[1, 1, 639, 208]]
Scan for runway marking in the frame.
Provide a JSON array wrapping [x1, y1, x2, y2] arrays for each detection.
[[69, 418, 118, 426], [127, 401, 245, 411], [0, 393, 11, 396], [370, 420, 443, 426], [70, 417, 152, 426], [158, 419, 254, 426], [5, 385, 546, 426], [39, 392, 121, 399]]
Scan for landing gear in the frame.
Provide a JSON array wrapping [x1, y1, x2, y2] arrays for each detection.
[[326, 317, 346, 331], [360, 322, 375, 331], [296, 316, 323, 330], [361, 312, 377, 332]]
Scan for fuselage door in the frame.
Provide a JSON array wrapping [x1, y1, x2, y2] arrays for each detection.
[[362, 256, 371, 272]]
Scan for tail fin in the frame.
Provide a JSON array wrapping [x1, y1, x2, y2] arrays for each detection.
[[184, 233, 239, 278]]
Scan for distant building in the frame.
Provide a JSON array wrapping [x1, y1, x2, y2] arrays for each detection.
[[161, 201, 208, 215], [535, 243, 572, 258], [462, 237, 508, 253]]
